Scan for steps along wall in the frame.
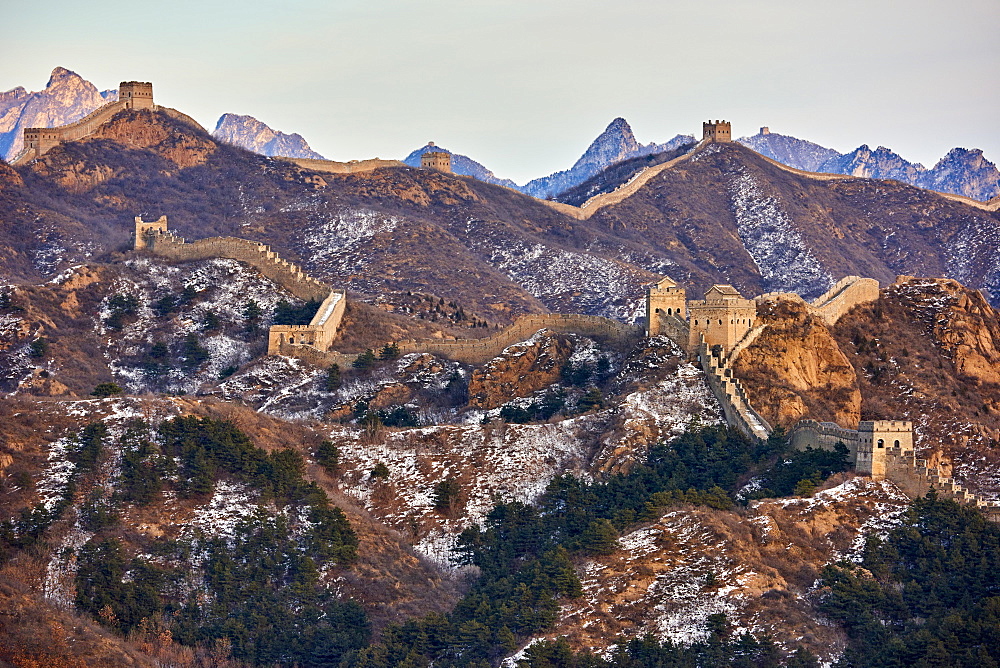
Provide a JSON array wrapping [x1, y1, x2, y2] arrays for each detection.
[[147, 232, 330, 302], [884, 448, 1000, 517], [698, 343, 772, 442]]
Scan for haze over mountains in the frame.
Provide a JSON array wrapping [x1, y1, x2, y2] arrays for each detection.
[[5, 67, 998, 204], [739, 129, 1000, 201]]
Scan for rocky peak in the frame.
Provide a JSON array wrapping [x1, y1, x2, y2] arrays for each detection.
[[0, 66, 115, 161], [46, 66, 82, 88], [920, 147, 1000, 200], [819, 144, 927, 183], [212, 112, 325, 160]]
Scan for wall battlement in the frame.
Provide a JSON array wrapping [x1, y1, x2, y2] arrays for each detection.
[[132, 215, 347, 353], [12, 80, 159, 165], [789, 418, 999, 515]]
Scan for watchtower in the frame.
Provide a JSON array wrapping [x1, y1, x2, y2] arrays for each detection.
[[856, 420, 913, 479], [119, 81, 154, 110], [420, 143, 452, 173], [646, 277, 687, 336], [22, 128, 61, 160], [134, 215, 168, 250], [702, 120, 732, 143], [687, 284, 756, 353]]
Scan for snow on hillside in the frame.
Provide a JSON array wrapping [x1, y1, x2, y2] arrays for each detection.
[[727, 170, 832, 298], [299, 208, 401, 289], [332, 357, 721, 568], [102, 258, 293, 394], [535, 476, 911, 661], [463, 218, 645, 319]]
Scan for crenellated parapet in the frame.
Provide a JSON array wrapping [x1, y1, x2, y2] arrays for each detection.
[[132, 215, 347, 353]]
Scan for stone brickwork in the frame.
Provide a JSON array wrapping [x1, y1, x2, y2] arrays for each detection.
[[789, 418, 999, 514], [12, 81, 157, 165], [281, 157, 406, 174], [421, 146, 452, 173], [688, 285, 757, 353], [267, 290, 346, 355], [646, 277, 687, 336], [808, 276, 881, 326], [699, 343, 772, 441], [703, 120, 732, 142], [135, 218, 330, 302]]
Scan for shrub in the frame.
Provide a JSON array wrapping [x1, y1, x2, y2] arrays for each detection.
[[315, 440, 340, 474], [29, 337, 49, 359], [352, 349, 377, 369], [91, 382, 124, 398]]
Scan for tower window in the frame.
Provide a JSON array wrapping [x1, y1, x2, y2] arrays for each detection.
[[877, 439, 884, 448]]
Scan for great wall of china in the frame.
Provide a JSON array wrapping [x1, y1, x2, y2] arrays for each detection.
[[131, 215, 999, 515], [16, 90, 996, 514]]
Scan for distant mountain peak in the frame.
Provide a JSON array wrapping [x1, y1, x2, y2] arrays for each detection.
[[46, 66, 83, 88], [212, 113, 325, 160]]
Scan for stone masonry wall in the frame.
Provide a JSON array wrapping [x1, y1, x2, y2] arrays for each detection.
[[699, 344, 772, 441], [147, 233, 330, 302]]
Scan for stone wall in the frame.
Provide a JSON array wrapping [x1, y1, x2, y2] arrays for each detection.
[[394, 314, 643, 365], [267, 290, 346, 354], [146, 233, 330, 302], [809, 276, 880, 326], [699, 343, 773, 441], [280, 157, 406, 174]]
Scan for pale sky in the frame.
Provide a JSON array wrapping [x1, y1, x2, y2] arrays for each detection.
[[3, 0, 998, 184]]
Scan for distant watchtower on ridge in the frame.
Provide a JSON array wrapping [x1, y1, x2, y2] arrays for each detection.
[[420, 142, 452, 173], [703, 120, 731, 142]]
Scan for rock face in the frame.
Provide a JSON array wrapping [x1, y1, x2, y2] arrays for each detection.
[[402, 143, 519, 189], [522, 117, 692, 199], [467, 331, 571, 409], [0, 67, 116, 161], [738, 130, 841, 172], [919, 148, 1000, 201], [818, 144, 926, 184], [212, 113, 325, 159], [733, 298, 861, 429]]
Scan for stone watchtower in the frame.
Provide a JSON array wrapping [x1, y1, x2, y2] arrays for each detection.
[[687, 285, 756, 353], [646, 277, 687, 336], [856, 420, 913, 479], [420, 142, 452, 173], [703, 120, 731, 142], [119, 81, 154, 110], [22, 128, 61, 160], [134, 215, 168, 250]]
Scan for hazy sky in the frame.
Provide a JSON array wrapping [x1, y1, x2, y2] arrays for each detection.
[[3, 0, 998, 184]]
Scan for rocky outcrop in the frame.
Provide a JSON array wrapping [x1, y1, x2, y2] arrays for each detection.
[[0, 67, 115, 161], [733, 298, 861, 429], [212, 113, 325, 160], [919, 148, 1000, 201], [819, 144, 926, 184], [467, 331, 572, 409]]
